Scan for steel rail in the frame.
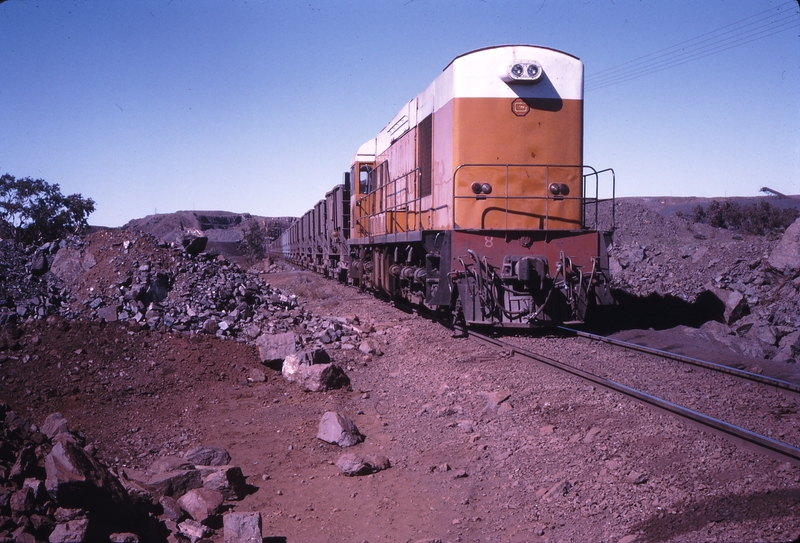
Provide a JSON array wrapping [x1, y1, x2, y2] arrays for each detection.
[[467, 329, 800, 466], [558, 326, 800, 398]]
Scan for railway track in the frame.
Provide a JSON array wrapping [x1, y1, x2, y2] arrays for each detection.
[[558, 326, 800, 399], [464, 327, 800, 466]]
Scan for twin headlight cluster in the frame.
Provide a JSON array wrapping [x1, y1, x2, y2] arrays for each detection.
[[501, 61, 544, 84], [471, 182, 493, 195]]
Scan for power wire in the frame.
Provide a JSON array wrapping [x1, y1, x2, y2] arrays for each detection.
[[585, 1, 800, 92]]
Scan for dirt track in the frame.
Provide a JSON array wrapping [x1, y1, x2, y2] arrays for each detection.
[[3, 267, 799, 543]]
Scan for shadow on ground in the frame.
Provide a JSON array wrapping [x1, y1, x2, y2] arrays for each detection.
[[585, 289, 725, 335], [627, 488, 800, 543]]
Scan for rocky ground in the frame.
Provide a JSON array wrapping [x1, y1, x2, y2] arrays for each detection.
[[1, 197, 799, 542]]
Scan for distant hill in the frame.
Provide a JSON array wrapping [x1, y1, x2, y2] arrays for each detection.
[[122, 210, 295, 258]]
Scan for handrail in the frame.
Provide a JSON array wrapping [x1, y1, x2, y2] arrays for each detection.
[[355, 167, 425, 237], [352, 163, 616, 238], [452, 163, 615, 231], [582, 167, 616, 232]]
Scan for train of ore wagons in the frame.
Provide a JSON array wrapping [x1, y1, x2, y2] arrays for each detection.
[[270, 44, 617, 329]]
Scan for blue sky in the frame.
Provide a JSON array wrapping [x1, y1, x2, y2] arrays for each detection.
[[1, 0, 798, 227]]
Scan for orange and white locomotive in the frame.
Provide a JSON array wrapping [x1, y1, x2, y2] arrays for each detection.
[[277, 45, 615, 327]]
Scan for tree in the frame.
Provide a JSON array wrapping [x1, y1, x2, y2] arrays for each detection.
[[240, 221, 267, 262], [0, 174, 96, 244]]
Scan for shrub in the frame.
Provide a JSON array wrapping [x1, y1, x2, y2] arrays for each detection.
[[241, 221, 267, 262], [692, 199, 798, 236], [0, 174, 95, 244], [691, 205, 705, 223]]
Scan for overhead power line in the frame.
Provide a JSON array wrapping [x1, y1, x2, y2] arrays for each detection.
[[585, 1, 800, 92]]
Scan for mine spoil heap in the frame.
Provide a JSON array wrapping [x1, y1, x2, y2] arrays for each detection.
[[607, 200, 800, 364], [1, 228, 300, 339]]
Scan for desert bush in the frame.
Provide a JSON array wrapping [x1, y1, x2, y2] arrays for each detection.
[[691, 205, 705, 223], [0, 174, 95, 244], [241, 221, 267, 262], [692, 199, 798, 236]]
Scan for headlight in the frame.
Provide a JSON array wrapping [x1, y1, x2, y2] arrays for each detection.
[[560, 183, 570, 196], [472, 182, 493, 196], [501, 61, 544, 84], [549, 183, 561, 196]]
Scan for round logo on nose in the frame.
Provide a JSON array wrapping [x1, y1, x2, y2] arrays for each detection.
[[511, 98, 530, 117]]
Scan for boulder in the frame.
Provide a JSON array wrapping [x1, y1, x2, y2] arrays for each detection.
[[10, 445, 37, 481], [54, 508, 85, 523], [48, 519, 90, 543], [281, 349, 330, 376], [30, 513, 56, 535], [125, 468, 202, 499], [768, 218, 800, 272], [10, 487, 34, 513], [247, 367, 267, 383], [184, 445, 231, 467], [158, 495, 183, 522], [747, 324, 777, 347], [200, 465, 248, 501], [316, 412, 364, 447], [145, 455, 194, 474], [779, 330, 800, 355], [298, 363, 350, 392], [44, 441, 139, 531], [336, 453, 391, 476], [223, 512, 262, 543], [181, 229, 209, 257], [478, 391, 512, 408], [30, 252, 49, 276], [358, 338, 383, 355], [202, 318, 219, 334], [280, 353, 306, 383], [96, 305, 118, 322], [117, 476, 153, 509], [708, 287, 749, 325], [177, 518, 211, 542], [41, 413, 70, 439], [50, 247, 97, 285], [255, 332, 297, 363], [699, 320, 737, 346], [109, 534, 139, 543], [177, 488, 224, 523]]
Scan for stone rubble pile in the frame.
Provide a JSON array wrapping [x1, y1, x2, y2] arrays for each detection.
[[0, 240, 64, 324], [0, 403, 267, 543], [122, 444, 258, 542], [0, 403, 153, 542], [45, 231, 303, 340], [0, 230, 378, 358], [609, 209, 800, 363]]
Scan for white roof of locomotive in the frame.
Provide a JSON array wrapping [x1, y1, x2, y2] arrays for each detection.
[[352, 44, 584, 164]]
